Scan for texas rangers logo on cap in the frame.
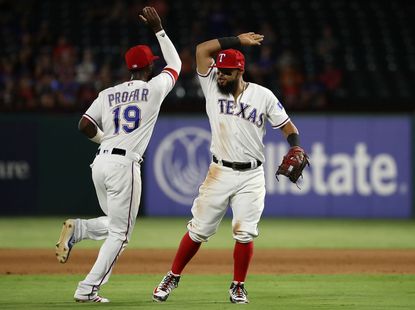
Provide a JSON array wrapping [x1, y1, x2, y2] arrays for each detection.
[[214, 49, 245, 70]]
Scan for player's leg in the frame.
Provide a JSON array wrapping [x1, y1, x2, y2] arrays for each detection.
[[228, 167, 266, 304], [74, 161, 111, 241], [74, 157, 141, 302], [153, 163, 236, 302], [56, 160, 109, 264]]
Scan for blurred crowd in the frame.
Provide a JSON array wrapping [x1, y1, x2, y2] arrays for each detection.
[[0, 0, 352, 113]]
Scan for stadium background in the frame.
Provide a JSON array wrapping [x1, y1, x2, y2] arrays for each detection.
[[1, 0, 415, 309], [1, 0, 414, 217]]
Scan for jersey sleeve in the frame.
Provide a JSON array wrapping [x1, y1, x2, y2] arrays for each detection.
[[83, 93, 103, 128], [148, 67, 179, 100], [197, 60, 217, 97], [266, 91, 290, 129]]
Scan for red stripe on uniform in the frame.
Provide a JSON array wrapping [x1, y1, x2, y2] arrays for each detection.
[[163, 67, 179, 82]]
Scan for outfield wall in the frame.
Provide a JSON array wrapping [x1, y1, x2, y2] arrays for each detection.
[[0, 114, 412, 218]]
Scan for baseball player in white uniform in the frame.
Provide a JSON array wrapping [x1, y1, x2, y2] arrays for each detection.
[[153, 33, 304, 304], [55, 7, 181, 303]]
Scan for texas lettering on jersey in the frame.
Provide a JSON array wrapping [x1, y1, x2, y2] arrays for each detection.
[[217, 99, 265, 128], [198, 66, 289, 162]]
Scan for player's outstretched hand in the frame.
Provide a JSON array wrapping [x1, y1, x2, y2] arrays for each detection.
[[139, 6, 163, 33], [237, 32, 264, 46]]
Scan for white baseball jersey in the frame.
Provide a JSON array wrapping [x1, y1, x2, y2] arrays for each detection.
[[197, 66, 290, 163], [83, 68, 177, 157]]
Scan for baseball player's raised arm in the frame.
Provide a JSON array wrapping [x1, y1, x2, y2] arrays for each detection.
[[196, 32, 264, 75], [155, 31, 181, 80], [140, 7, 181, 81], [196, 39, 222, 75]]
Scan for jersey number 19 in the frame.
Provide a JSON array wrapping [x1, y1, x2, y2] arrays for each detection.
[[112, 105, 141, 134]]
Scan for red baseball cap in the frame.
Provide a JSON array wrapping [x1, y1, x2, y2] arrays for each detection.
[[125, 45, 159, 70], [214, 49, 245, 70]]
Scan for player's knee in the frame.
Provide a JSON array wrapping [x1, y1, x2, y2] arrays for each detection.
[[233, 231, 255, 243], [232, 221, 259, 243], [108, 227, 131, 242], [188, 230, 209, 243], [187, 219, 217, 242]]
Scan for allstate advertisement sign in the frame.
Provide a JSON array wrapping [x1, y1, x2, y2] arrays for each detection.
[[0, 122, 37, 214], [153, 126, 211, 205], [145, 116, 411, 218]]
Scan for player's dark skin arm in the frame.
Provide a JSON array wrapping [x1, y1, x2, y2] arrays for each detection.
[[280, 121, 299, 138], [196, 33, 264, 75], [139, 6, 163, 33], [78, 117, 97, 139]]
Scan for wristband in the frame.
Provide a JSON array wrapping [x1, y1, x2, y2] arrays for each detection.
[[155, 29, 166, 37], [287, 133, 300, 147], [218, 37, 241, 50], [89, 127, 104, 144]]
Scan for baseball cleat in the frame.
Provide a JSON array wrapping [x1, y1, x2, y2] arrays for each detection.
[[152, 271, 181, 302], [229, 281, 249, 304], [55, 219, 76, 263], [74, 293, 110, 303]]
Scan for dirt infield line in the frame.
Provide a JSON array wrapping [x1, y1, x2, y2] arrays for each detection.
[[1, 249, 415, 275]]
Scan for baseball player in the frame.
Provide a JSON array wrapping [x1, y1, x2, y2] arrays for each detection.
[[152, 34, 307, 304], [55, 7, 181, 303]]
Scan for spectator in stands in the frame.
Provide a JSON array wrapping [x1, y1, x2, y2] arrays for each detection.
[[56, 73, 79, 109], [76, 49, 96, 85], [0, 60, 15, 110], [279, 64, 304, 109], [316, 25, 338, 65], [53, 35, 75, 65], [319, 62, 343, 92], [247, 45, 276, 89], [300, 73, 327, 109], [95, 63, 113, 91], [276, 50, 304, 108], [17, 74, 35, 109], [35, 21, 53, 47], [37, 73, 58, 110]]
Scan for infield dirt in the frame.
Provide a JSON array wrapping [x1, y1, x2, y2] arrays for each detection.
[[1, 249, 415, 275]]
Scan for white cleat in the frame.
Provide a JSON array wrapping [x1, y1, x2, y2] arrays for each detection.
[[55, 219, 76, 263], [229, 281, 249, 304], [74, 294, 110, 303], [152, 271, 181, 302]]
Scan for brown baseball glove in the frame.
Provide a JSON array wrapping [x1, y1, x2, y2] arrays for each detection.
[[276, 146, 310, 183]]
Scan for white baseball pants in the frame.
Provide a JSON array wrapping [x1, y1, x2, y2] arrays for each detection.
[[188, 162, 266, 243], [74, 154, 141, 296]]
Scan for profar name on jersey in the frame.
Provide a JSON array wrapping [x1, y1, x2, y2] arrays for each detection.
[[108, 88, 149, 107]]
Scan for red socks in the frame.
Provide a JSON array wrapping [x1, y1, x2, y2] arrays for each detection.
[[233, 241, 254, 282], [170, 232, 254, 282], [171, 232, 201, 275]]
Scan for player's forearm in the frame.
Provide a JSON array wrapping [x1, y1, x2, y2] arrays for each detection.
[[79, 117, 103, 144], [196, 37, 242, 73], [281, 121, 300, 147], [196, 36, 241, 57], [155, 30, 181, 75], [196, 39, 222, 59], [281, 121, 299, 138]]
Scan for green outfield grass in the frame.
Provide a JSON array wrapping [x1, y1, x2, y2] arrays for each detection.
[[0, 217, 414, 249], [1, 217, 415, 309], [0, 274, 414, 309]]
